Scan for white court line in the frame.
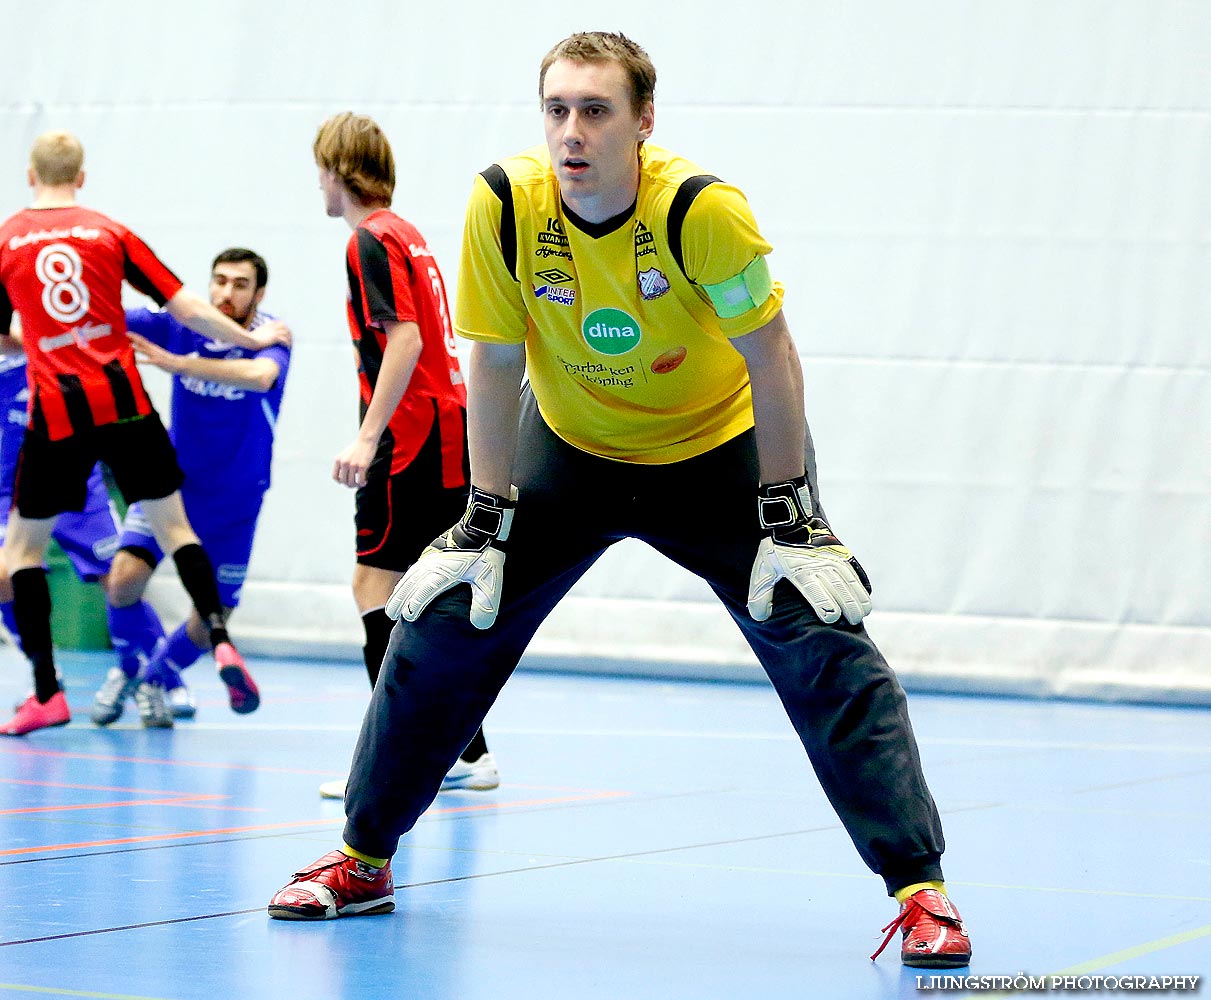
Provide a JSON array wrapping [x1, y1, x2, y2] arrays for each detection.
[[89, 723, 1211, 755], [923, 737, 1211, 755], [0, 984, 170, 1000]]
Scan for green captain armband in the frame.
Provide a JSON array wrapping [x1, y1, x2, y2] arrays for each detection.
[[701, 256, 774, 319]]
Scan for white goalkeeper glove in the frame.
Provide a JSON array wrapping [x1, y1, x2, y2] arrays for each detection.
[[746, 476, 873, 626], [386, 486, 517, 630]]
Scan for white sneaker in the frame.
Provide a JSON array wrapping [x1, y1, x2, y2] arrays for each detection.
[[90, 667, 138, 726], [317, 753, 501, 799], [166, 683, 197, 719], [440, 752, 500, 791], [134, 682, 173, 729], [318, 778, 347, 800]]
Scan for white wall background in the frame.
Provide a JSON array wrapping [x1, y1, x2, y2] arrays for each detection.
[[2, 1, 1208, 703]]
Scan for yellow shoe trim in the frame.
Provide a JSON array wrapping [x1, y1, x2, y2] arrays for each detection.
[[341, 843, 388, 868], [894, 880, 946, 904]]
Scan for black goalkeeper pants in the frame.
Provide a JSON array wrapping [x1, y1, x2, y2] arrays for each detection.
[[344, 391, 946, 894]]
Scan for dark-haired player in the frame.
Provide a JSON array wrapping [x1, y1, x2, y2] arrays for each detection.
[[93, 247, 290, 727]]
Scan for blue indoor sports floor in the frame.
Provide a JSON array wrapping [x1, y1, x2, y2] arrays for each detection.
[[0, 648, 1208, 999]]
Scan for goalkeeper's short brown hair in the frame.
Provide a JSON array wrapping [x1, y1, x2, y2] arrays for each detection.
[[539, 32, 656, 116]]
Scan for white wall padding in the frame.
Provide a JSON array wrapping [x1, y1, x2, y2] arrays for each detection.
[[4, 0, 1208, 703]]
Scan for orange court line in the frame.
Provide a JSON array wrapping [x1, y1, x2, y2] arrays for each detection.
[[0, 777, 196, 796], [0, 745, 333, 776], [0, 790, 630, 858], [1, 794, 227, 816]]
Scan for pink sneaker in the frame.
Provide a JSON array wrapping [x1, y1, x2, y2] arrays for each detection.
[[268, 850, 395, 920], [1, 691, 71, 736], [214, 641, 260, 714]]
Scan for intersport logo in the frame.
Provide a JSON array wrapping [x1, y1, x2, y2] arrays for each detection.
[[582, 307, 640, 356]]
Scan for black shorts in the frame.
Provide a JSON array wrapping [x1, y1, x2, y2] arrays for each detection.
[[14, 413, 184, 520], [355, 417, 469, 572]]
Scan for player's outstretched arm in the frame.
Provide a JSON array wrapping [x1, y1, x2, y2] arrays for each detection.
[[128, 332, 281, 391], [163, 289, 292, 351]]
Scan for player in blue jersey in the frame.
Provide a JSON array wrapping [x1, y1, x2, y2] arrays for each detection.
[[0, 341, 122, 671], [93, 247, 290, 727]]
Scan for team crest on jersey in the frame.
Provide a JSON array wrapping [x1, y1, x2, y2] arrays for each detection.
[[637, 267, 670, 301]]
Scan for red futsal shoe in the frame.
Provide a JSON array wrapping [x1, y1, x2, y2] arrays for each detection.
[[268, 850, 395, 920], [214, 642, 260, 714], [1, 691, 71, 736], [872, 888, 972, 968]]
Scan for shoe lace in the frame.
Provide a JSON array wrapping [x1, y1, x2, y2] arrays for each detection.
[[870, 898, 924, 961]]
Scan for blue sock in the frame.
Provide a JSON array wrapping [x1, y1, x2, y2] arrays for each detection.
[[144, 623, 207, 687], [1, 599, 24, 654], [107, 600, 166, 677]]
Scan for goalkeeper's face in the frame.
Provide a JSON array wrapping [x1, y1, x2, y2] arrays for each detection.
[[542, 57, 653, 218]]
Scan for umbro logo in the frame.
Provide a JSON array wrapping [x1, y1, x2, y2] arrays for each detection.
[[534, 268, 573, 284]]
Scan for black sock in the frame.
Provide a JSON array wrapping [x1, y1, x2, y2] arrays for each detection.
[[11, 568, 59, 703], [171, 544, 229, 646], [361, 608, 394, 688], [461, 727, 489, 762]]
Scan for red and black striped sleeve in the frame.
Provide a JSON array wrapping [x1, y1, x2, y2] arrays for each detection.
[[120, 229, 184, 305], [353, 227, 417, 327]]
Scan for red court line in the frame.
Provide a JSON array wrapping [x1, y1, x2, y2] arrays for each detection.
[[0, 790, 629, 858]]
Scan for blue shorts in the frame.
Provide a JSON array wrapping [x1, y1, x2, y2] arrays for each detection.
[[118, 488, 265, 608], [0, 466, 121, 582]]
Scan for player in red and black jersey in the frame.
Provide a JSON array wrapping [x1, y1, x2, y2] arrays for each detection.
[[312, 112, 498, 799], [0, 130, 290, 735]]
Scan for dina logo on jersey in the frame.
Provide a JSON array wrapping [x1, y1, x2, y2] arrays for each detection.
[[638, 268, 670, 301], [582, 308, 641, 356]]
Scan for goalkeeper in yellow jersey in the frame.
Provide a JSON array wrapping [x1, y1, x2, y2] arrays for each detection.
[[269, 30, 971, 970]]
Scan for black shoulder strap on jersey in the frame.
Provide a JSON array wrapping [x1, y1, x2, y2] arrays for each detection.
[[667, 174, 722, 280], [479, 164, 517, 282]]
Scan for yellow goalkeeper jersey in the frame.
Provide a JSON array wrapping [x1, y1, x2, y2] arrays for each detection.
[[455, 143, 784, 464]]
